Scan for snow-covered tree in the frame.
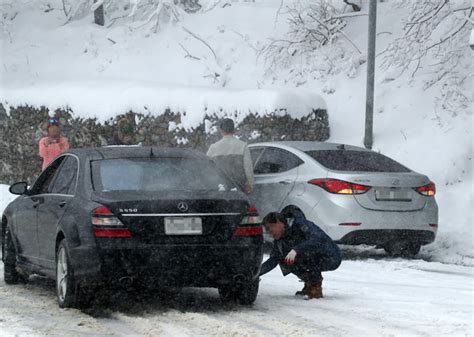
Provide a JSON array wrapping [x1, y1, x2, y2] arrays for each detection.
[[0, 1, 18, 42], [263, 0, 363, 85], [62, 0, 202, 32], [381, 0, 473, 114]]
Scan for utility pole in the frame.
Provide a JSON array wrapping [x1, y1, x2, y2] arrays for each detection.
[[93, 0, 105, 26], [364, 0, 377, 149]]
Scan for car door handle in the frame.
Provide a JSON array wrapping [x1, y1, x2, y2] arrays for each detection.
[[279, 180, 292, 185], [58, 201, 67, 208], [31, 197, 43, 208]]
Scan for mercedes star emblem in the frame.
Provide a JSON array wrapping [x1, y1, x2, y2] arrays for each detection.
[[178, 202, 189, 212]]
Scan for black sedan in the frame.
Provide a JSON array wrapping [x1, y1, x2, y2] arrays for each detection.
[[1, 147, 263, 308]]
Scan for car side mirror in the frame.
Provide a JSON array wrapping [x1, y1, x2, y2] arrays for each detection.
[[9, 182, 28, 195]]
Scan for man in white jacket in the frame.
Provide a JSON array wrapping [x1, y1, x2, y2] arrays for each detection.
[[207, 118, 254, 194]]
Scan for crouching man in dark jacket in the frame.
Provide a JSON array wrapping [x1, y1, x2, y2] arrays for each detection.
[[259, 212, 342, 299]]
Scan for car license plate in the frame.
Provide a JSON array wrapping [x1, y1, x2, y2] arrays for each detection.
[[375, 188, 412, 201], [164, 217, 203, 235]]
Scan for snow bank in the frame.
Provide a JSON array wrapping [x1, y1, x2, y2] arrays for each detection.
[[0, 185, 15, 217], [1, 84, 326, 129]]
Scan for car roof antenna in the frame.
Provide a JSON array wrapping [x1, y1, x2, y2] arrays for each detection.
[[337, 144, 345, 150], [150, 147, 154, 157]]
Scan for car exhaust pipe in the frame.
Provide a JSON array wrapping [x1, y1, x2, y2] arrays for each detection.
[[233, 274, 246, 284], [119, 276, 134, 287]]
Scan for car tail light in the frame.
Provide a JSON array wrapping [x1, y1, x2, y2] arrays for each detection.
[[92, 206, 132, 237], [308, 179, 371, 195], [429, 223, 438, 228], [414, 182, 436, 196], [240, 206, 261, 225], [235, 206, 263, 237]]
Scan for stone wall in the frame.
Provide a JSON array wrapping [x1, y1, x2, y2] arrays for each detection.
[[0, 104, 330, 184]]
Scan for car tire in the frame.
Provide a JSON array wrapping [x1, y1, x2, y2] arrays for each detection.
[[384, 241, 421, 258], [235, 279, 259, 305], [404, 242, 421, 257], [3, 226, 20, 285], [56, 240, 93, 308], [218, 279, 259, 305], [218, 285, 236, 303]]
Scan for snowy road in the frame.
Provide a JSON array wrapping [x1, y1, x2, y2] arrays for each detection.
[[1, 253, 472, 337]]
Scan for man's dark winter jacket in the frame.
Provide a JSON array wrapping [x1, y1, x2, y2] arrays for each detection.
[[260, 217, 341, 276]]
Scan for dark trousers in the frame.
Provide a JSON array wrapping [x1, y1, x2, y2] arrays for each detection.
[[290, 253, 341, 283]]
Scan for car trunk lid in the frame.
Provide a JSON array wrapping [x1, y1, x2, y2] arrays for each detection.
[[92, 190, 248, 243], [328, 172, 432, 211]]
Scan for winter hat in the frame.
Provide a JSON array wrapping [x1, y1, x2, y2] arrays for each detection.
[[117, 118, 134, 135], [47, 116, 60, 129]]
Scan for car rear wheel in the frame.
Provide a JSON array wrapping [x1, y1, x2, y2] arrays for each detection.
[[383, 241, 421, 258], [56, 240, 76, 308], [56, 240, 93, 308], [218, 279, 259, 305], [3, 226, 21, 284]]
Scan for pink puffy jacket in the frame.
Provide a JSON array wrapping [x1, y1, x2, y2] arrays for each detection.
[[39, 137, 70, 171]]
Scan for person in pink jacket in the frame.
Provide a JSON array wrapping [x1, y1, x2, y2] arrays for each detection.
[[39, 117, 70, 171]]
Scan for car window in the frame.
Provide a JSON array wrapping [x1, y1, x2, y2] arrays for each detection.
[[254, 147, 303, 174], [249, 147, 265, 168], [305, 150, 411, 173], [50, 156, 79, 195], [91, 157, 235, 192], [30, 156, 66, 195]]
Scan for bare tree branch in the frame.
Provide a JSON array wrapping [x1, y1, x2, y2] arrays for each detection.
[[343, 0, 361, 12], [182, 26, 218, 63], [273, 0, 285, 28], [178, 42, 201, 60]]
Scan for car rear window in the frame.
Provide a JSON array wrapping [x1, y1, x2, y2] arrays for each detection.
[[91, 157, 234, 192], [305, 150, 411, 173]]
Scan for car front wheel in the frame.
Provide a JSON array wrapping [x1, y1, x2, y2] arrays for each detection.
[[3, 226, 21, 284]]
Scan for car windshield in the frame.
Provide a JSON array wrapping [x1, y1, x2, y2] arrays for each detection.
[[305, 150, 411, 173], [91, 157, 235, 192]]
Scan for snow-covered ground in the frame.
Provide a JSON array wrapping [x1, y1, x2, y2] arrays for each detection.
[[0, 253, 472, 337]]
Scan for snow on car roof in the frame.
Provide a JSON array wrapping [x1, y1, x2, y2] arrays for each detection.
[[250, 141, 369, 152], [67, 146, 206, 160]]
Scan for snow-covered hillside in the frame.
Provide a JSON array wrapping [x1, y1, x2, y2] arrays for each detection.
[[1, 0, 473, 265]]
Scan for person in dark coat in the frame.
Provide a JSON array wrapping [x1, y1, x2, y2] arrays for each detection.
[[108, 118, 135, 145], [259, 212, 342, 299]]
